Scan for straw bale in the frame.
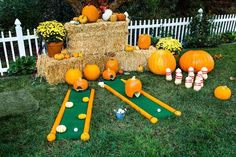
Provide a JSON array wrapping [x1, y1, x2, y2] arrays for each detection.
[[37, 54, 83, 85], [64, 21, 128, 56], [82, 52, 115, 71], [116, 49, 155, 71]]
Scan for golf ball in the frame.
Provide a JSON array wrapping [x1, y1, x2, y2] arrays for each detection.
[[74, 128, 78, 132], [157, 108, 161, 112]]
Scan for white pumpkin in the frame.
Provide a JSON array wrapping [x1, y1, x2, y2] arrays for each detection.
[[65, 102, 73, 108], [56, 125, 67, 133], [102, 9, 113, 21]]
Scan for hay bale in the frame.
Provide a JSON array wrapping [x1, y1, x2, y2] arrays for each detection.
[[116, 49, 155, 71], [37, 54, 83, 85], [65, 20, 129, 56]]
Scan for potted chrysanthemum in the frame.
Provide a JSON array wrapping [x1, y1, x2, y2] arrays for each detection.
[[156, 37, 182, 58], [36, 20, 66, 57]]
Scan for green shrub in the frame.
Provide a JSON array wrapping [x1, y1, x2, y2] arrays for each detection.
[[184, 13, 220, 48], [220, 32, 236, 43], [8, 56, 36, 76]]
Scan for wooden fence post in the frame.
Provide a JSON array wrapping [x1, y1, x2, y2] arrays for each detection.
[[15, 19, 26, 57]]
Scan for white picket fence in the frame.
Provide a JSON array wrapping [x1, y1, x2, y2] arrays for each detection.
[[128, 14, 236, 45], [0, 14, 236, 75]]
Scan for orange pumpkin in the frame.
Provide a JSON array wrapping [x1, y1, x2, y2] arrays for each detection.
[[118, 69, 124, 74], [65, 69, 82, 85], [106, 58, 119, 73], [102, 69, 116, 80], [82, 5, 99, 23], [138, 34, 151, 49], [116, 13, 126, 21], [73, 78, 89, 91], [125, 76, 142, 98], [83, 64, 100, 81], [179, 50, 215, 73], [148, 50, 176, 75], [64, 54, 70, 59], [214, 86, 232, 100]]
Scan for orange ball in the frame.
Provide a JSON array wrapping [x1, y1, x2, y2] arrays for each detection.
[[214, 86, 232, 100], [83, 64, 101, 81]]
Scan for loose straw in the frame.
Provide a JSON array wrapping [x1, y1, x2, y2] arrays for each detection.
[[121, 79, 181, 116], [47, 89, 71, 142], [102, 83, 158, 124], [81, 89, 95, 141]]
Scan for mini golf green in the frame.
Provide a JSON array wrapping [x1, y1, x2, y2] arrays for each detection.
[[56, 89, 91, 139], [104, 78, 174, 120]]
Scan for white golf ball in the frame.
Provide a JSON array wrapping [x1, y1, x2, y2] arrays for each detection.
[[157, 108, 161, 112], [74, 128, 78, 132]]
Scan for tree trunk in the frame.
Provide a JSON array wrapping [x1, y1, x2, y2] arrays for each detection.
[[64, 0, 83, 15], [109, 0, 131, 11]]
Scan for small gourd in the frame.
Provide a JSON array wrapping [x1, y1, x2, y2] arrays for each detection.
[[125, 45, 134, 52], [102, 68, 116, 80]]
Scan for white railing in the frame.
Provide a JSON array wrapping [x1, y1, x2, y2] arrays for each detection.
[[0, 14, 236, 76]]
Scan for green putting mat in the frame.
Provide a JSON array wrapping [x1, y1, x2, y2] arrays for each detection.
[[104, 78, 173, 119], [57, 89, 90, 139]]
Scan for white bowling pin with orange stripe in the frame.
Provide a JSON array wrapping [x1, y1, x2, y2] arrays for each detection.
[[166, 68, 172, 81], [201, 67, 208, 80]]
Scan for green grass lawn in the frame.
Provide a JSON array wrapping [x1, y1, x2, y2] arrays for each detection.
[[0, 44, 236, 157]]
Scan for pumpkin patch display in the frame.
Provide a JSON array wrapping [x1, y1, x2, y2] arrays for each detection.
[[214, 86, 232, 100], [83, 64, 101, 81], [138, 34, 151, 49], [125, 76, 142, 98], [106, 58, 119, 73], [148, 50, 176, 75], [179, 50, 215, 73], [65, 69, 82, 85], [102, 69, 116, 80], [73, 78, 89, 91], [82, 5, 99, 23]]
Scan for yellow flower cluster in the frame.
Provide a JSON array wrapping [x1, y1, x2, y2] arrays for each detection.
[[36, 20, 66, 42], [156, 37, 182, 54]]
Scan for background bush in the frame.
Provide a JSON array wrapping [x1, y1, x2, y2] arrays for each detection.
[[7, 56, 36, 76], [0, 0, 235, 30], [220, 32, 236, 43], [184, 14, 221, 48]]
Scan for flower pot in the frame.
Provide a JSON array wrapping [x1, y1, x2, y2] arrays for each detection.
[[47, 42, 64, 57]]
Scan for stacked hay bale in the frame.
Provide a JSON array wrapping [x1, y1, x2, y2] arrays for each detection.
[[37, 54, 83, 84], [116, 46, 156, 71], [65, 20, 129, 70]]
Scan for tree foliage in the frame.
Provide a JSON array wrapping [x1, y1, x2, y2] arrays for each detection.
[[0, 0, 235, 30]]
